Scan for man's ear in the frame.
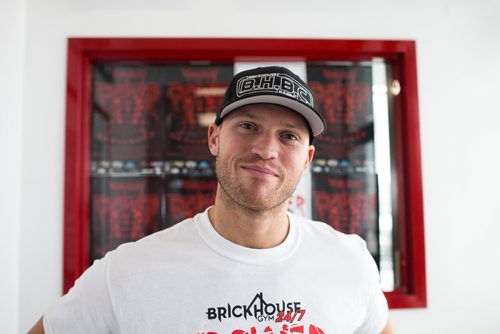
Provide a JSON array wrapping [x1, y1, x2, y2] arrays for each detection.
[[302, 144, 315, 175], [207, 123, 219, 156]]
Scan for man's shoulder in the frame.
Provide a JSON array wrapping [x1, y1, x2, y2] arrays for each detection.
[[106, 213, 203, 261], [292, 213, 368, 255]]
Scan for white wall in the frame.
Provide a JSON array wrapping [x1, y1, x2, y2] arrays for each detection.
[[9, 0, 500, 332], [0, 0, 25, 333]]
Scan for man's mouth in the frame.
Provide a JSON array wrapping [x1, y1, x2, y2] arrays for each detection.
[[240, 165, 279, 177]]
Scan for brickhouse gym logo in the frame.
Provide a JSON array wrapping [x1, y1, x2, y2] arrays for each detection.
[[236, 73, 314, 108], [206, 292, 305, 323]]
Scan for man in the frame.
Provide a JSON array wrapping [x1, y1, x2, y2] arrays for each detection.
[[29, 66, 391, 333]]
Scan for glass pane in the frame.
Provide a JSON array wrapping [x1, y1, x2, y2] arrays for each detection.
[[371, 60, 395, 292], [306, 61, 395, 292], [89, 62, 233, 261], [88, 60, 397, 292]]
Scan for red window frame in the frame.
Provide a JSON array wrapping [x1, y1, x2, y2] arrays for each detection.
[[64, 37, 426, 308]]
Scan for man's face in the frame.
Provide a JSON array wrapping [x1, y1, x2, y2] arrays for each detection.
[[208, 104, 315, 212]]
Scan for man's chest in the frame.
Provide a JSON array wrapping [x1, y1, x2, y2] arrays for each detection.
[[112, 265, 365, 334]]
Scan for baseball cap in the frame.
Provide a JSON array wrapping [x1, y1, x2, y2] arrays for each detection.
[[215, 66, 326, 139]]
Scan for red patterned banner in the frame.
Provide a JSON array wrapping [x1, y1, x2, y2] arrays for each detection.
[[164, 66, 233, 160], [90, 178, 162, 260], [164, 178, 217, 227], [92, 66, 163, 161], [307, 65, 374, 161], [311, 173, 379, 260]]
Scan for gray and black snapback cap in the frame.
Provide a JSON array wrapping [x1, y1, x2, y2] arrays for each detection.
[[215, 66, 326, 138]]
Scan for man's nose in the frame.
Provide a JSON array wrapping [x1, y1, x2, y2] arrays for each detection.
[[251, 132, 279, 160]]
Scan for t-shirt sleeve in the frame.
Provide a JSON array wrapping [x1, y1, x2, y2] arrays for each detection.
[[43, 254, 119, 333], [354, 239, 389, 334], [354, 286, 388, 334]]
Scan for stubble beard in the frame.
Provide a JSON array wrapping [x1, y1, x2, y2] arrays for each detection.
[[214, 153, 299, 215]]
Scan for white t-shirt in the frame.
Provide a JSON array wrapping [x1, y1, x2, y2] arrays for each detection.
[[44, 209, 388, 334]]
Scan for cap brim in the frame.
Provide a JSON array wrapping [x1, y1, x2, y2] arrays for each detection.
[[219, 95, 326, 137]]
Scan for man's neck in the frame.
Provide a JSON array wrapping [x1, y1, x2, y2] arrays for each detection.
[[208, 194, 290, 249]]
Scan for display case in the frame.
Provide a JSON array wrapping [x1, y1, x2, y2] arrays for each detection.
[[64, 38, 426, 308]]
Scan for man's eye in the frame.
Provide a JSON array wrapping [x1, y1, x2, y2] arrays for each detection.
[[284, 133, 299, 141], [239, 123, 255, 130]]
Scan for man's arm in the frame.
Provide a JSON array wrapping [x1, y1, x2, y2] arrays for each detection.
[[27, 316, 45, 334], [380, 321, 394, 334]]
